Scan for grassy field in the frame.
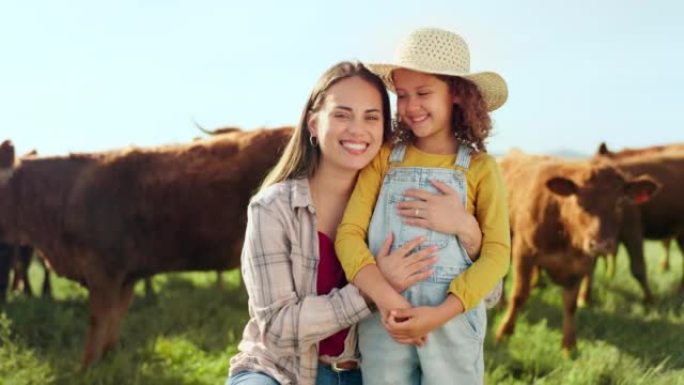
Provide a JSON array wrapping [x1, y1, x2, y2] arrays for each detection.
[[1, 241, 682, 385]]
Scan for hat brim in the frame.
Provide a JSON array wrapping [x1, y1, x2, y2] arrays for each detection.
[[366, 63, 508, 112]]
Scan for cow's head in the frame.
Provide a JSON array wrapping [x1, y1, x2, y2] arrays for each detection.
[[596, 142, 614, 157], [545, 163, 659, 255]]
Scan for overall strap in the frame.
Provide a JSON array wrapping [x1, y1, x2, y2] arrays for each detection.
[[389, 143, 407, 165], [454, 143, 473, 170]]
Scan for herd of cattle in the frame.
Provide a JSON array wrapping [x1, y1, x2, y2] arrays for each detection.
[[0, 127, 681, 367]]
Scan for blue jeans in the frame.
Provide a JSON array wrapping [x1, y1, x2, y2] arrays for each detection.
[[227, 366, 362, 385], [227, 370, 280, 385], [359, 144, 486, 385], [315, 364, 363, 385]]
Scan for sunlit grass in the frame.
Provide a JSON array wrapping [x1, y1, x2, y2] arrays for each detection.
[[0, 241, 682, 384]]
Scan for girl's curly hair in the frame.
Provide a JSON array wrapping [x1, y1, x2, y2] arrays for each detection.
[[392, 75, 492, 152]]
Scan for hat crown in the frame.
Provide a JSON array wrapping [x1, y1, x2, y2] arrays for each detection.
[[395, 27, 471, 74]]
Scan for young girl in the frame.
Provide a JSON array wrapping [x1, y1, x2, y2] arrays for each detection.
[[227, 61, 483, 385], [335, 28, 511, 385]]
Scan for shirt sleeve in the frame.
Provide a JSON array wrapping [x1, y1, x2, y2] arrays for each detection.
[[448, 154, 511, 310], [241, 198, 371, 356], [335, 147, 389, 281]]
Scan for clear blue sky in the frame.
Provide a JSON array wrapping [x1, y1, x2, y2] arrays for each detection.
[[2, 0, 682, 157]]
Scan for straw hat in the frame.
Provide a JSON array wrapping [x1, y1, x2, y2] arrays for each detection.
[[367, 27, 508, 111]]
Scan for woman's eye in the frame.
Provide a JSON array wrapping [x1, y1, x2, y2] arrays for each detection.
[[418, 92, 431, 96], [334, 113, 350, 119], [366, 115, 380, 121]]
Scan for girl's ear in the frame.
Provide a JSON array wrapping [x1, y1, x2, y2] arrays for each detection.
[[452, 94, 462, 105]]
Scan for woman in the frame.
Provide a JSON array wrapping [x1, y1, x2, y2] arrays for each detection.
[[227, 61, 483, 385]]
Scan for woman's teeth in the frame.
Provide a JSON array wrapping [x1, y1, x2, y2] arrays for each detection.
[[341, 142, 368, 151]]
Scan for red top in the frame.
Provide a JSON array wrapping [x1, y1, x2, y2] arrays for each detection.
[[317, 232, 350, 357]]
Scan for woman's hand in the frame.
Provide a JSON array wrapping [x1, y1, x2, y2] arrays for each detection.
[[375, 233, 437, 292], [396, 179, 483, 258]]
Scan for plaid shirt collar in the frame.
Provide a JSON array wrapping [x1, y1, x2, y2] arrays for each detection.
[[290, 177, 315, 212]]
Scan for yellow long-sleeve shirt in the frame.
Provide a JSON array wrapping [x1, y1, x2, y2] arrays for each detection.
[[335, 144, 511, 311]]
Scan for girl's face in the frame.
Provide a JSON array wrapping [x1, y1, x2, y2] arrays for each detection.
[[393, 69, 460, 152], [308, 76, 384, 174]]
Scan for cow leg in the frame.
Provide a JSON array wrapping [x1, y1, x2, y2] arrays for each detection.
[[20, 246, 33, 296], [496, 242, 534, 342], [620, 208, 652, 303], [40, 257, 52, 299], [659, 238, 672, 271], [676, 232, 684, 294], [561, 283, 581, 355], [604, 252, 617, 279], [577, 257, 598, 308], [143, 277, 154, 299], [11, 246, 32, 296], [81, 283, 122, 368], [103, 281, 136, 353], [0, 243, 12, 303], [216, 270, 224, 290], [624, 235, 652, 303], [529, 265, 544, 288]]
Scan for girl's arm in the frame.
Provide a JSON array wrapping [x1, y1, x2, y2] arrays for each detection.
[[242, 199, 371, 356], [445, 155, 511, 310]]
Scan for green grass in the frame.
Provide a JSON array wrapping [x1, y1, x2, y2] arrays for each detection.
[[0, 241, 682, 385]]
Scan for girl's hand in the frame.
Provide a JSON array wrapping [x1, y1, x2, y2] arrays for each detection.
[[397, 179, 468, 235], [382, 313, 428, 347], [397, 179, 483, 257], [384, 306, 445, 340], [375, 233, 437, 292], [385, 294, 465, 340]]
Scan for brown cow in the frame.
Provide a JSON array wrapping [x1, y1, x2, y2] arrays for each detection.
[[0, 150, 58, 301], [0, 243, 52, 301], [0, 242, 12, 303], [17, 245, 52, 297], [0, 126, 291, 367], [0, 242, 52, 302], [495, 150, 658, 352], [659, 236, 678, 271], [596, 142, 684, 159], [579, 143, 684, 304]]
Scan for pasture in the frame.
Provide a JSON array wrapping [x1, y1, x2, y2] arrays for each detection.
[[1, 241, 682, 385]]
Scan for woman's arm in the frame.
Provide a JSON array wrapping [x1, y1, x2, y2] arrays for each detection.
[[242, 199, 371, 356]]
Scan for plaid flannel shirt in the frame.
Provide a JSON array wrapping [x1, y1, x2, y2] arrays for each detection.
[[229, 178, 372, 385]]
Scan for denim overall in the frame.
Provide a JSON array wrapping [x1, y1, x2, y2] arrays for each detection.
[[358, 143, 486, 385]]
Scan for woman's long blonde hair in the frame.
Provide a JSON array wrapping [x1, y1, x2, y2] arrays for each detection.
[[260, 61, 392, 190]]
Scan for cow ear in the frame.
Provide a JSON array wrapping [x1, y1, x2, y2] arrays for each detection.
[[0, 140, 15, 169], [546, 177, 578, 196], [21, 149, 38, 158], [625, 177, 660, 205], [597, 142, 610, 156]]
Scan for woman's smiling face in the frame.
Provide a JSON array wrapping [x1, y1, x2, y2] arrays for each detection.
[[308, 75, 385, 173]]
